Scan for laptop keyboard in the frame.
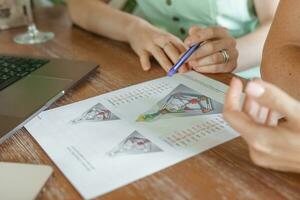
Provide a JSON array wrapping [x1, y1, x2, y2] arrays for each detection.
[[0, 55, 49, 91]]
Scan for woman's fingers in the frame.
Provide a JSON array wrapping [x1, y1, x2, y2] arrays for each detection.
[[167, 37, 189, 73], [242, 96, 278, 126], [225, 78, 300, 173], [150, 46, 173, 72], [143, 43, 188, 74], [192, 60, 237, 73], [188, 25, 202, 36], [163, 43, 188, 73], [139, 51, 151, 71], [153, 34, 189, 73], [243, 96, 260, 122], [224, 109, 271, 144], [224, 77, 243, 112], [257, 106, 270, 124], [184, 26, 238, 73], [245, 80, 300, 122], [163, 42, 180, 63], [162, 43, 187, 72], [266, 110, 280, 126], [154, 33, 187, 53], [185, 26, 231, 47], [169, 35, 188, 53], [189, 51, 225, 66], [190, 48, 238, 66], [189, 47, 238, 73], [188, 38, 236, 61], [224, 77, 272, 141]]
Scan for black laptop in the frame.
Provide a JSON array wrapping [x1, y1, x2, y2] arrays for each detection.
[[0, 54, 98, 143]]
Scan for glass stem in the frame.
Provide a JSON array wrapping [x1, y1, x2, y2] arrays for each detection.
[[27, 23, 39, 38]]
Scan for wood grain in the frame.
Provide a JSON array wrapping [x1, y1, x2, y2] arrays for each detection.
[[0, 6, 300, 200]]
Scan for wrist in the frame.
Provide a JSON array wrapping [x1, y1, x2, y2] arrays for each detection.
[[124, 17, 149, 42]]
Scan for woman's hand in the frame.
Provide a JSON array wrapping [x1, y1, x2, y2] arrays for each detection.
[[184, 26, 238, 73], [126, 19, 188, 73], [224, 77, 300, 173]]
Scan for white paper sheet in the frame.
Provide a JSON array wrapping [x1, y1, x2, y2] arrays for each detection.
[[25, 71, 239, 199]]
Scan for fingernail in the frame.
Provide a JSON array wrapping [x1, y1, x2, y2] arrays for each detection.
[[246, 82, 265, 97], [143, 67, 150, 71]]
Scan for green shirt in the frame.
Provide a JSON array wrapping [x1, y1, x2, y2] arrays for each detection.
[[134, 0, 259, 39], [42, 0, 259, 39]]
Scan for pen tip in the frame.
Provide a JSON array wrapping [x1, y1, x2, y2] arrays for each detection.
[[167, 71, 174, 77]]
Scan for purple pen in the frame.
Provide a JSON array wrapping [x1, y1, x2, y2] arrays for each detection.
[[167, 41, 206, 77]]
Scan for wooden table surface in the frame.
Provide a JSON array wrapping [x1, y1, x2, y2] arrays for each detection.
[[1, 6, 300, 200]]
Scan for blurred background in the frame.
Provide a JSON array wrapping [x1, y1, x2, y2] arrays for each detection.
[[33, 0, 64, 7]]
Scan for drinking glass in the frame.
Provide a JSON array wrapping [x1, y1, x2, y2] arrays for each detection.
[[14, 0, 54, 44]]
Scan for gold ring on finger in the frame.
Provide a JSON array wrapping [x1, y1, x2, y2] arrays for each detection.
[[220, 49, 230, 64]]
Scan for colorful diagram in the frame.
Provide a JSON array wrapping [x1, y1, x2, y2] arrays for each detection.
[[71, 103, 119, 124], [137, 84, 223, 122], [106, 131, 163, 157]]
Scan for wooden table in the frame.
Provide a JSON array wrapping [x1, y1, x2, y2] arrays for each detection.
[[1, 6, 300, 200]]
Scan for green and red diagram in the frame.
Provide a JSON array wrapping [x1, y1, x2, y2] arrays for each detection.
[[137, 84, 223, 122], [71, 103, 119, 124]]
